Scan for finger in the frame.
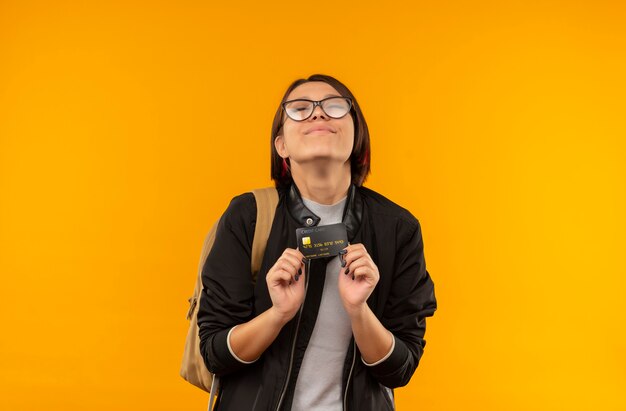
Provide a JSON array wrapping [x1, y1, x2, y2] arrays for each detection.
[[343, 243, 365, 253], [283, 251, 306, 278], [339, 244, 350, 267], [352, 265, 377, 281], [270, 253, 307, 282], [293, 265, 306, 284], [344, 254, 377, 279], [340, 266, 373, 283], [268, 268, 294, 286], [283, 248, 306, 264], [273, 259, 299, 278], [286, 248, 307, 280], [343, 247, 369, 268], [342, 257, 366, 277], [280, 252, 305, 274]]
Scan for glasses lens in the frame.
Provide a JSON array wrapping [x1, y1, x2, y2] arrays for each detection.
[[321, 97, 351, 119], [284, 100, 314, 121]]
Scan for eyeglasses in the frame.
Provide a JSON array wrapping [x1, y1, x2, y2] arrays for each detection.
[[282, 96, 353, 122]]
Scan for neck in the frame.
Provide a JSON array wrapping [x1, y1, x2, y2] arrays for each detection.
[[290, 160, 351, 205]]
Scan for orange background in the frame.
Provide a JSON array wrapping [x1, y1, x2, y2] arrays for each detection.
[[1, 1, 625, 410]]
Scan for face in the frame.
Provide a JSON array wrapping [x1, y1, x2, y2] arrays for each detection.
[[275, 81, 355, 167]]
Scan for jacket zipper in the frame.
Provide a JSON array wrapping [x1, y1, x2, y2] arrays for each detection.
[[275, 259, 311, 411], [343, 340, 356, 410]]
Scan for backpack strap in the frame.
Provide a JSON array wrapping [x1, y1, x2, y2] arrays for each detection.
[[250, 187, 279, 283], [208, 187, 278, 410]]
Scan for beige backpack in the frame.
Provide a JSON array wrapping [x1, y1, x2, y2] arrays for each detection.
[[180, 188, 279, 393]]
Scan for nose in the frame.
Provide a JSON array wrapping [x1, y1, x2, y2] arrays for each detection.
[[309, 104, 327, 121]]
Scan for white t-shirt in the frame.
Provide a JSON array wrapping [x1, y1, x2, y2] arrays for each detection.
[[292, 196, 353, 411]]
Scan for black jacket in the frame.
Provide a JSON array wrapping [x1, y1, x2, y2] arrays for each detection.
[[198, 184, 437, 410]]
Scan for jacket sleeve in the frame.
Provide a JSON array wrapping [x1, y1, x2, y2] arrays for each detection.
[[197, 193, 258, 376], [366, 218, 437, 388]]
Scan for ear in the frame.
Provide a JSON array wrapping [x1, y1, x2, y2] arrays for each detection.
[[274, 135, 289, 158]]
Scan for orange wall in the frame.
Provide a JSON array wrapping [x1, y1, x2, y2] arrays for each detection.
[[1, 1, 625, 410]]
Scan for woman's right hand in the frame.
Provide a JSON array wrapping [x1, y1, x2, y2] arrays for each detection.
[[266, 248, 306, 325]]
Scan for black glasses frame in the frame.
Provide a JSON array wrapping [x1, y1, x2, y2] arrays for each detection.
[[281, 96, 353, 122]]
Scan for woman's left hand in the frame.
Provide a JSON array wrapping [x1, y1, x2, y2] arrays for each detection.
[[338, 244, 380, 315]]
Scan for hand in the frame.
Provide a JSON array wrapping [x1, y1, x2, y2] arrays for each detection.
[[338, 244, 380, 316], [266, 248, 306, 325]]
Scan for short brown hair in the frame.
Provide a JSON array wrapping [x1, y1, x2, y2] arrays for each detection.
[[270, 74, 371, 189]]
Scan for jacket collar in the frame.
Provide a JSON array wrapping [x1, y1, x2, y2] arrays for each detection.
[[287, 183, 363, 241]]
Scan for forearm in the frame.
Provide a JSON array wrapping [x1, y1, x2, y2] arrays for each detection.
[[228, 307, 288, 362], [348, 304, 393, 364]]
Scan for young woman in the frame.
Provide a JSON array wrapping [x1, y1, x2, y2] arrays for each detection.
[[198, 74, 437, 410]]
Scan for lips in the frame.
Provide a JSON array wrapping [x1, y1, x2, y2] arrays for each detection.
[[305, 126, 336, 134]]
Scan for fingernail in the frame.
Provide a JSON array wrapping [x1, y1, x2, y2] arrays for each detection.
[[339, 249, 347, 255], [295, 274, 300, 281], [352, 275, 355, 280], [298, 268, 302, 275], [340, 259, 346, 268], [345, 267, 350, 275], [289, 279, 293, 285]]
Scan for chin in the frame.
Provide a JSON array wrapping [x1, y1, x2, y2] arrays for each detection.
[[303, 154, 351, 164]]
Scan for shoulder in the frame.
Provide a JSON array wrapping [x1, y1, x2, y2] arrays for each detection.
[[220, 187, 283, 231], [225, 191, 257, 214], [220, 192, 257, 230], [357, 186, 421, 235]]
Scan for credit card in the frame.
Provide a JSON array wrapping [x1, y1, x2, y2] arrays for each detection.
[[296, 222, 349, 259]]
